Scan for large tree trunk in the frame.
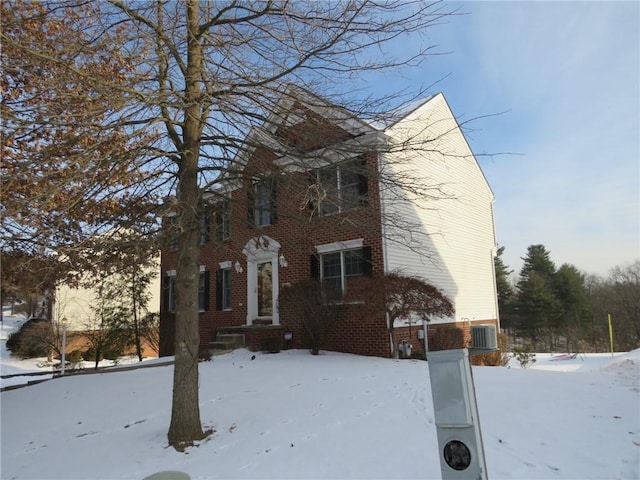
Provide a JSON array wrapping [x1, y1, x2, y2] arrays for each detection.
[[167, 0, 206, 448]]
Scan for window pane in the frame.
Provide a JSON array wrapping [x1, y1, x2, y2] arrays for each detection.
[[257, 209, 271, 226], [216, 201, 231, 241], [319, 167, 339, 215], [344, 249, 365, 276], [321, 252, 343, 296], [255, 181, 272, 226], [222, 269, 232, 310], [200, 213, 210, 244], [322, 252, 342, 278], [340, 162, 361, 210]]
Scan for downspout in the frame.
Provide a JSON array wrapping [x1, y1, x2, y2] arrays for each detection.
[[490, 199, 501, 332], [423, 318, 429, 355], [378, 150, 394, 357]]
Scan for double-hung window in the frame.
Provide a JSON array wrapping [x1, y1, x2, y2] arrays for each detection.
[[215, 200, 231, 241], [312, 242, 372, 297], [248, 178, 276, 227], [315, 157, 368, 216], [200, 212, 211, 244], [216, 266, 232, 311], [167, 275, 177, 312], [165, 269, 209, 313]]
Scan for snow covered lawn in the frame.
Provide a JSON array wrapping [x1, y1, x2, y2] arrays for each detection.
[[1, 314, 639, 480]]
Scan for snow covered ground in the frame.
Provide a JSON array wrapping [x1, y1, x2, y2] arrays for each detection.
[[1, 313, 639, 480]]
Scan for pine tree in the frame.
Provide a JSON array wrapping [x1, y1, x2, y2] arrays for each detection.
[[494, 246, 514, 328], [553, 263, 591, 349], [514, 245, 561, 347]]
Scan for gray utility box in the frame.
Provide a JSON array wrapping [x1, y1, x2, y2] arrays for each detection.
[[428, 349, 488, 480]]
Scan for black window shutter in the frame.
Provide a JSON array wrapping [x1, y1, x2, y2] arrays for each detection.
[[310, 254, 320, 279], [247, 185, 255, 226], [215, 208, 223, 241], [203, 271, 210, 311], [215, 269, 222, 311], [202, 212, 211, 243], [270, 179, 277, 224], [362, 246, 373, 276]]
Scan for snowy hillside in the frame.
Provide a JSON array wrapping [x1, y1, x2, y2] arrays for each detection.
[[1, 314, 639, 480]]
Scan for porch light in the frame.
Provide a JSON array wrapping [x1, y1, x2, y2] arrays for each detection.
[[234, 261, 243, 273], [279, 254, 288, 268]]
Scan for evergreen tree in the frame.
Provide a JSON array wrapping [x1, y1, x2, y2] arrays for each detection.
[[514, 245, 561, 347], [553, 263, 592, 349], [86, 277, 131, 370], [494, 246, 514, 328]]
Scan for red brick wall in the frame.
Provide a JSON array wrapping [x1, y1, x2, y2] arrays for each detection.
[[160, 120, 387, 357]]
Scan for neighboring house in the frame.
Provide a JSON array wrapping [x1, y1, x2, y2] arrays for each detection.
[[53, 259, 161, 331], [159, 86, 499, 359]]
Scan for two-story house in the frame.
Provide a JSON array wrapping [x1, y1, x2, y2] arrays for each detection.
[[159, 86, 499, 359]]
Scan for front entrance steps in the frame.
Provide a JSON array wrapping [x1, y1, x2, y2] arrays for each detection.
[[209, 333, 245, 355], [211, 325, 284, 353]]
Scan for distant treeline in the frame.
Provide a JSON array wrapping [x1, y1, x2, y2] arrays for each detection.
[[495, 245, 639, 352]]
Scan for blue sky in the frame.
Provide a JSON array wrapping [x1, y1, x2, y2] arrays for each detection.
[[385, 1, 639, 277]]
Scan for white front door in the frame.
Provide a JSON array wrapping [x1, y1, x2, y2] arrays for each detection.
[[243, 236, 281, 325]]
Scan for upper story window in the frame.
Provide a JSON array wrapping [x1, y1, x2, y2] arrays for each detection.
[[166, 212, 210, 249], [248, 177, 277, 227], [315, 157, 368, 216], [215, 200, 231, 241], [200, 211, 211, 244]]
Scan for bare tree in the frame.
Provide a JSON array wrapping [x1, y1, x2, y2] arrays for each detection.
[[140, 312, 160, 357], [608, 260, 640, 349], [2, 0, 460, 448], [279, 280, 340, 355]]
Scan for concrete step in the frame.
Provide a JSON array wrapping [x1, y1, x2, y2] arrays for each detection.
[[252, 319, 273, 326], [209, 341, 235, 350], [216, 333, 245, 349]]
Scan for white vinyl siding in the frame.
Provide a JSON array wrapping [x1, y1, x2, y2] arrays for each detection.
[[380, 93, 498, 325]]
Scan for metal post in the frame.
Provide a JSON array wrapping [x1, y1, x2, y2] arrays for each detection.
[[428, 349, 488, 479], [608, 314, 614, 357], [61, 317, 68, 375]]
